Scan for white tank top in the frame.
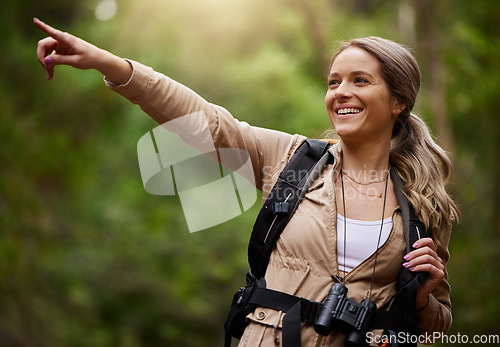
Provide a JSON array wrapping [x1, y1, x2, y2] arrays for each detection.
[[337, 214, 393, 273]]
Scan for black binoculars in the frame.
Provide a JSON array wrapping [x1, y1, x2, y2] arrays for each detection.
[[314, 282, 376, 347]]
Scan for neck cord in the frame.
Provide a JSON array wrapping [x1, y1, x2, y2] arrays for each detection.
[[340, 165, 390, 299], [340, 169, 347, 285], [369, 172, 389, 300]]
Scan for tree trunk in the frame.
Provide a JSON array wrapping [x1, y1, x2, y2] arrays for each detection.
[[290, 0, 333, 80], [412, 0, 456, 155]]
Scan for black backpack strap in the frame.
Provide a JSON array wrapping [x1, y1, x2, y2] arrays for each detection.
[[391, 169, 430, 252], [381, 169, 432, 343], [249, 287, 322, 347], [247, 139, 333, 280]]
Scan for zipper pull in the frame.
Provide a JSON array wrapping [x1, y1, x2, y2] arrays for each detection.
[[236, 287, 246, 305]]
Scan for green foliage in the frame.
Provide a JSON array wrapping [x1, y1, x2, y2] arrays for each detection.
[[1, 0, 499, 345]]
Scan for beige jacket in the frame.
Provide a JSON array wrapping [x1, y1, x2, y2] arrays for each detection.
[[107, 61, 452, 346]]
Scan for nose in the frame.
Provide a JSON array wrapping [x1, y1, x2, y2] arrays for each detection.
[[334, 82, 353, 100]]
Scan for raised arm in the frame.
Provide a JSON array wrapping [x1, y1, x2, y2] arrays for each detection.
[[34, 18, 303, 193], [34, 18, 132, 85]]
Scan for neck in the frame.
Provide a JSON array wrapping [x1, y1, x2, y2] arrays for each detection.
[[340, 138, 391, 180]]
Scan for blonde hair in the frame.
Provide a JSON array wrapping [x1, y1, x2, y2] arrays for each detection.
[[329, 37, 460, 237]]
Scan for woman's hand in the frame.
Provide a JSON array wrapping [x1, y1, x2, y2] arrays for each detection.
[[403, 237, 445, 311], [34, 18, 132, 84]]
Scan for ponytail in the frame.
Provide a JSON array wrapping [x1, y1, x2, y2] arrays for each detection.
[[390, 112, 460, 239]]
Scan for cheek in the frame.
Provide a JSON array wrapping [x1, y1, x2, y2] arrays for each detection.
[[325, 93, 337, 127], [325, 91, 335, 110]]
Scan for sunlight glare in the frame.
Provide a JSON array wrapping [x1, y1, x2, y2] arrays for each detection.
[[95, 0, 117, 21]]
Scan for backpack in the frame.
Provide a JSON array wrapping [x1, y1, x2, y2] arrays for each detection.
[[224, 139, 429, 347]]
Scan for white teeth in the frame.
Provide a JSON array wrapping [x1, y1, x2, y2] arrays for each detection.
[[337, 108, 362, 115]]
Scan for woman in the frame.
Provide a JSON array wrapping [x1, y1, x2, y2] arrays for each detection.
[[34, 18, 459, 346]]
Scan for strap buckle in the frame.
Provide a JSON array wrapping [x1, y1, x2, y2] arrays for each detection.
[[272, 202, 289, 214]]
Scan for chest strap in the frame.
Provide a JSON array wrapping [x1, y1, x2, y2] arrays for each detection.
[[249, 286, 417, 347]]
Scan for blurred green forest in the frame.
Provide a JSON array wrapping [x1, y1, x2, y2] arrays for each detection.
[[1, 0, 499, 346]]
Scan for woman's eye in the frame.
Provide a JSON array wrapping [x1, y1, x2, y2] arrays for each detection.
[[328, 80, 340, 87], [355, 77, 369, 84]]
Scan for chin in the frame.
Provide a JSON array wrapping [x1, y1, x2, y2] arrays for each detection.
[[333, 126, 358, 139]]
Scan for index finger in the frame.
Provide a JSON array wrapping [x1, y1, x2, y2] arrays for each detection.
[[33, 18, 65, 40]]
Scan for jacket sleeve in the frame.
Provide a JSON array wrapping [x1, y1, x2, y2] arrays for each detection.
[[105, 59, 305, 193], [416, 227, 452, 340]]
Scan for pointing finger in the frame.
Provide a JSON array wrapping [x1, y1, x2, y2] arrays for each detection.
[[33, 18, 66, 41]]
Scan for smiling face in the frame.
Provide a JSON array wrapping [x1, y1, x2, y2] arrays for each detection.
[[325, 46, 405, 144]]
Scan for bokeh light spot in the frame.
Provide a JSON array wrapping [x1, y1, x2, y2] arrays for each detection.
[[95, 0, 117, 21]]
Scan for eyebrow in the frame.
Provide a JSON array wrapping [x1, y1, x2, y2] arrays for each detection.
[[329, 70, 375, 79]]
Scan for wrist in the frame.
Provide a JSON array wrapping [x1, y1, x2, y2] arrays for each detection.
[[96, 49, 133, 85]]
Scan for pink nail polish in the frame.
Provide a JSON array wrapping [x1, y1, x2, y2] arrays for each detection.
[[404, 254, 410, 260], [409, 267, 415, 271], [46, 56, 53, 65], [403, 262, 410, 267], [412, 242, 419, 248]]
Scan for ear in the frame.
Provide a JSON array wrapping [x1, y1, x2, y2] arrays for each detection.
[[392, 98, 406, 117]]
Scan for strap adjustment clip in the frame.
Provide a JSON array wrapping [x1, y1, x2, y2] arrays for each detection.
[[272, 202, 289, 215]]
